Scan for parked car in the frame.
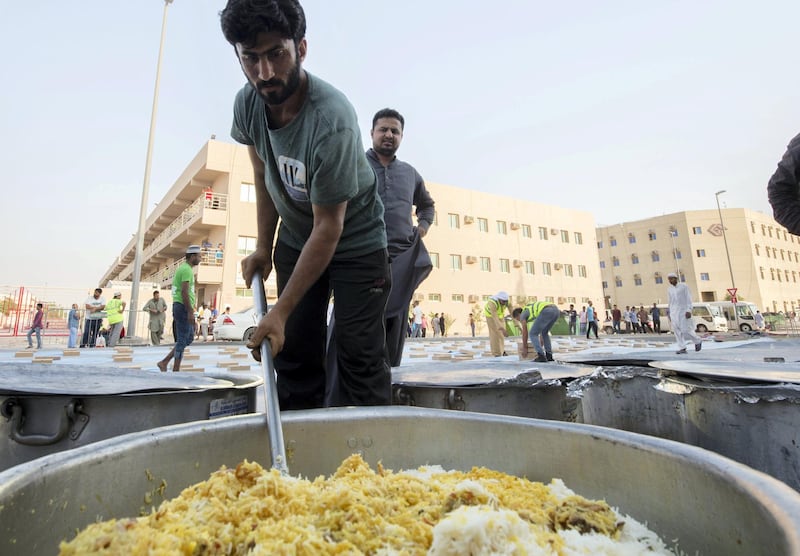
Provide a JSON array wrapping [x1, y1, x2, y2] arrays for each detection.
[[212, 307, 259, 342]]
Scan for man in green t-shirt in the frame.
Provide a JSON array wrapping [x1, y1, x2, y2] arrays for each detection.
[[158, 245, 201, 372], [221, 0, 391, 409]]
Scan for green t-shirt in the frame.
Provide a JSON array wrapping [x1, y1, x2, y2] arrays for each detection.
[[230, 72, 386, 257], [171, 262, 195, 308]]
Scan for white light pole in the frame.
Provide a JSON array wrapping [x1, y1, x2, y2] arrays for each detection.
[[715, 190, 736, 296], [127, 0, 174, 340]]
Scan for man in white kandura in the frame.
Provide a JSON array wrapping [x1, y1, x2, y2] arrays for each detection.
[[666, 272, 702, 354]]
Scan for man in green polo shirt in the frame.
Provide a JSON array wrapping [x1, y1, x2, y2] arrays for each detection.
[[158, 245, 201, 372]]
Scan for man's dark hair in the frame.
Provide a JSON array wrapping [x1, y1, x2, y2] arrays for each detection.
[[372, 108, 404, 130], [36, 303, 43, 309], [512, 308, 522, 319], [220, 0, 306, 47], [94, 288, 102, 294]]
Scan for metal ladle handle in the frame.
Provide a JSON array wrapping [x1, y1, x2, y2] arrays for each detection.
[[251, 271, 289, 475]]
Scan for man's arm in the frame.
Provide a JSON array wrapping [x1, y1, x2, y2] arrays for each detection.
[[180, 281, 194, 324], [413, 172, 435, 237], [768, 134, 800, 234], [241, 146, 280, 288]]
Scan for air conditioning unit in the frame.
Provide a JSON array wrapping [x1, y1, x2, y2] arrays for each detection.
[[468, 295, 479, 303], [510, 222, 520, 230], [554, 263, 563, 270], [463, 215, 474, 224], [557, 297, 566, 304], [512, 259, 522, 268], [466, 256, 477, 264], [550, 228, 559, 235]]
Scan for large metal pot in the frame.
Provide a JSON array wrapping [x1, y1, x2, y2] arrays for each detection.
[[1, 407, 799, 555], [0, 364, 262, 471]]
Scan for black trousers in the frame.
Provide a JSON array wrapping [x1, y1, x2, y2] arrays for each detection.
[[274, 242, 392, 410], [80, 319, 102, 348], [586, 321, 599, 338]]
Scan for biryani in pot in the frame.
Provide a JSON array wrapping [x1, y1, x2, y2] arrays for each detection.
[[59, 454, 679, 555]]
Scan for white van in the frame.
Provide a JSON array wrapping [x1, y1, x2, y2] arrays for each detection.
[[709, 301, 758, 332], [656, 303, 729, 333]]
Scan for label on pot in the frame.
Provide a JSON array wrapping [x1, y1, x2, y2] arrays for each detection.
[[209, 395, 250, 418]]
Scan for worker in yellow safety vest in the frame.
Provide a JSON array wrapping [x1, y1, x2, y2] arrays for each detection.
[[513, 300, 560, 362], [484, 291, 510, 356]]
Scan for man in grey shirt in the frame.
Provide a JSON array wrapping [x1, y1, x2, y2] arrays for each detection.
[[367, 108, 435, 366]]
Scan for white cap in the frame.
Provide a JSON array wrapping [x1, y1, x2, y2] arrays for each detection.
[[113, 291, 122, 297], [495, 291, 509, 302], [667, 272, 678, 279]]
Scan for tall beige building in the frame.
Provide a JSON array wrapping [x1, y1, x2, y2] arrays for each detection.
[[597, 209, 800, 313], [100, 140, 604, 335]]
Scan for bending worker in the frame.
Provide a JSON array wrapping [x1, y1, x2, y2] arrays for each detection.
[[514, 300, 560, 362], [484, 291, 510, 356]]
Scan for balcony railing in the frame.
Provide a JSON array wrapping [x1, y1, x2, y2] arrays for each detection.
[[146, 249, 224, 286]]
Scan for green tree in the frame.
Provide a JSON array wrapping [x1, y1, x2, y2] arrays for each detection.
[[0, 296, 17, 316]]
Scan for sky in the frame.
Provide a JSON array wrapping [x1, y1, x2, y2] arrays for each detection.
[[2, 0, 800, 290]]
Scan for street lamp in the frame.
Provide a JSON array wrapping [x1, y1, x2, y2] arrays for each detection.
[[715, 189, 736, 297], [127, 0, 174, 340]]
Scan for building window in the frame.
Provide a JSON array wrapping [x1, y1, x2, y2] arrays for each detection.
[[240, 182, 256, 203], [781, 249, 786, 260], [760, 267, 765, 279], [761, 224, 766, 236], [766, 248, 771, 258], [648, 231, 657, 240], [574, 232, 583, 245], [448, 213, 460, 229], [450, 254, 462, 270], [564, 264, 573, 277], [610, 237, 617, 247], [496, 221, 507, 235], [670, 228, 678, 237], [597, 240, 603, 248], [755, 244, 760, 256], [700, 273, 710, 281], [600, 261, 606, 269], [500, 258, 510, 273], [628, 234, 636, 244], [793, 271, 797, 283], [675, 249, 682, 260], [769, 227, 774, 238], [634, 275, 642, 286], [480, 257, 491, 272], [524, 261, 535, 275], [602, 281, 608, 289], [612, 257, 620, 267], [428, 252, 439, 269], [542, 262, 552, 275], [631, 254, 639, 264], [522, 224, 532, 238], [693, 226, 702, 235], [696, 249, 706, 257], [561, 230, 569, 243], [655, 275, 663, 284], [452, 294, 464, 302], [751, 222, 756, 234], [615, 277, 623, 287], [538, 227, 548, 240], [235, 287, 252, 297], [477, 217, 488, 232], [578, 265, 587, 278], [771, 268, 776, 280], [429, 293, 441, 302], [651, 251, 660, 262], [237, 236, 257, 256]]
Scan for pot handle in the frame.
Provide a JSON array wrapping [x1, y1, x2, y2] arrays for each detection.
[[2, 398, 76, 446]]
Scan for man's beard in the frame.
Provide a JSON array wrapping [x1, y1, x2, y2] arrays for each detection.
[[373, 142, 397, 157], [255, 62, 301, 105]]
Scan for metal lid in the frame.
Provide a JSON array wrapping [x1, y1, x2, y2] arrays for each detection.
[[0, 363, 237, 395], [649, 360, 800, 384], [392, 361, 593, 387]]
